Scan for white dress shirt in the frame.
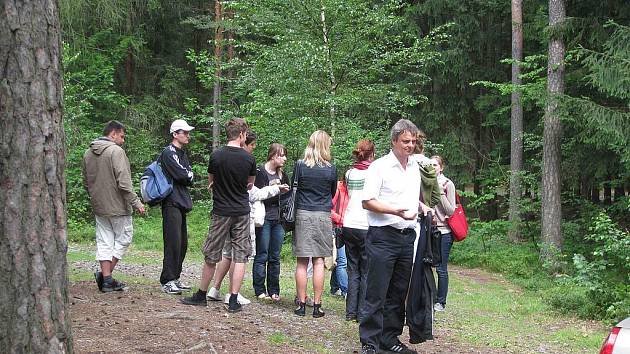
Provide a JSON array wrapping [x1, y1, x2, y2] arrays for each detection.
[[362, 150, 420, 229]]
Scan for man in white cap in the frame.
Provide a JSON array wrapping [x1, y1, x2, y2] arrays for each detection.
[[159, 119, 195, 294]]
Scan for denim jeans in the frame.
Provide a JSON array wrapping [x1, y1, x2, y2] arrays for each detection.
[[436, 232, 453, 305], [343, 227, 368, 319], [253, 219, 284, 296], [330, 245, 348, 294]]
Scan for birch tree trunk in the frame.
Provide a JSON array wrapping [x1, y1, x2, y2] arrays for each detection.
[[320, 2, 337, 137], [0, 0, 72, 352], [212, 0, 223, 151], [541, 0, 565, 269], [508, 0, 524, 242]]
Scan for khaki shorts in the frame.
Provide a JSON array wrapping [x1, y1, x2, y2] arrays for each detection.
[[203, 213, 251, 264], [95, 215, 133, 261]]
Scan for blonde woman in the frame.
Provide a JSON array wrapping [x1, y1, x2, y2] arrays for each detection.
[[293, 130, 337, 318]]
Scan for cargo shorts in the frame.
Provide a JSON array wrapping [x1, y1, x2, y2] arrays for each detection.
[[203, 213, 251, 264]]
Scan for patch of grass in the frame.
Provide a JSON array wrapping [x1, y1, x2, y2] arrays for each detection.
[[132, 204, 211, 252], [67, 244, 163, 265], [68, 206, 211, 263], [68, 267, 155, 286], [548, 327, 605, 351], [67, 247, 94, 262], [440, 269, 607, 353], [449, 220, 603, 323], [267, 332, 288, 345]]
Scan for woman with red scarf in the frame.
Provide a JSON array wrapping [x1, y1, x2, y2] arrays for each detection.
[[341, 139, 375, 322]]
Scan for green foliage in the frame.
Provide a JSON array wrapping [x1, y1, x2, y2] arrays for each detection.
[[563, 22, 630, 168], [450, 220, 543, 283], [451, 215, 629, 322], [570, 212, 630, 321], [63, 37, 131, 221], [541, 280, 596, 319]]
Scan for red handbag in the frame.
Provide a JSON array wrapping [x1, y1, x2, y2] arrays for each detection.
[[447, 192, 468, 241]]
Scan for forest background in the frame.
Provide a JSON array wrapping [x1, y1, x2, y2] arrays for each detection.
[[61, 0, 629, 323]]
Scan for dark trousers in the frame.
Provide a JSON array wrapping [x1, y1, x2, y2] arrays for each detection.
[[359, 225, 415, 349], [436, 232, 453, 305], [253, 219, 284, 296], [343, 227, 368, 319], [160, 206, 188, 285]]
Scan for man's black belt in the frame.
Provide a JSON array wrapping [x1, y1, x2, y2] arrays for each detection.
[[379, 225, 415, 234]]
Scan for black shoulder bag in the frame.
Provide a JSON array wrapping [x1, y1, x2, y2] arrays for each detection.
[[280, 160, 301, 232]]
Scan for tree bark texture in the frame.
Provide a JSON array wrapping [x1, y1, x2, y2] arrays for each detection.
[[320, 1, 337, 137], [508, 0, 524, 242], [603, 178, 612, 204], [225, 6, 234, 80], [212, 0, 223, 151], [614, 186, 625, 201], [541, 0, 565, 260], [125, 46, 135, 95], [591, 185, 600, 203], [0, 0, 72, 352]]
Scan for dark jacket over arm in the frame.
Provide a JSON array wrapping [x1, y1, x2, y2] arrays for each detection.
[[406, 214, 436, 344]]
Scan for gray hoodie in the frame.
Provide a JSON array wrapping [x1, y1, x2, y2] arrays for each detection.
[[82, 137, 142, 217]]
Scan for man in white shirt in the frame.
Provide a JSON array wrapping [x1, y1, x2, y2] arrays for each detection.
[[359, 119, 424, 354]]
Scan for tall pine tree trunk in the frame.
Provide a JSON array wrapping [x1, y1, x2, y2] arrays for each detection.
[[603, 177, 612, 204], [212, 0, 224, 151], [225, 6, 235, 81], [0, 0, 72, 352], [508, 0, 524, 242], [125, 46, 135, 95], [541, 0, 565, 270]]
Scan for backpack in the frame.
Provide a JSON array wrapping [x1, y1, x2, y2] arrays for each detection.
[[331, 180, 349, 227], [140, 154, 172, 206]]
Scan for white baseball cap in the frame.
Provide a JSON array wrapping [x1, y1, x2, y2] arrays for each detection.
[[170, 119, 195, 134]]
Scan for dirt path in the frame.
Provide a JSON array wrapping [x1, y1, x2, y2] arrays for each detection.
[[69, 257, 508, 354]]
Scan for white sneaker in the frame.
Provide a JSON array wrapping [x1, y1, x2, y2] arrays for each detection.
[[434, 303, 445, 312], [162, 280, 182, 295], [207, 287, 222, 301], [238, 293, 251, 305], [174, 279, 191, 290], [223, 293, 251, 305]]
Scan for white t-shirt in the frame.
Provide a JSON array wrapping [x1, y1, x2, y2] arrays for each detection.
[[342, 168, 369, 230], [362, 151, 421, 229]]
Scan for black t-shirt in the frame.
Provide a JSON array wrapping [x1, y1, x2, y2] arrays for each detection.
[[254, 166, 290, 221], [207, 146, 256, 216]]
